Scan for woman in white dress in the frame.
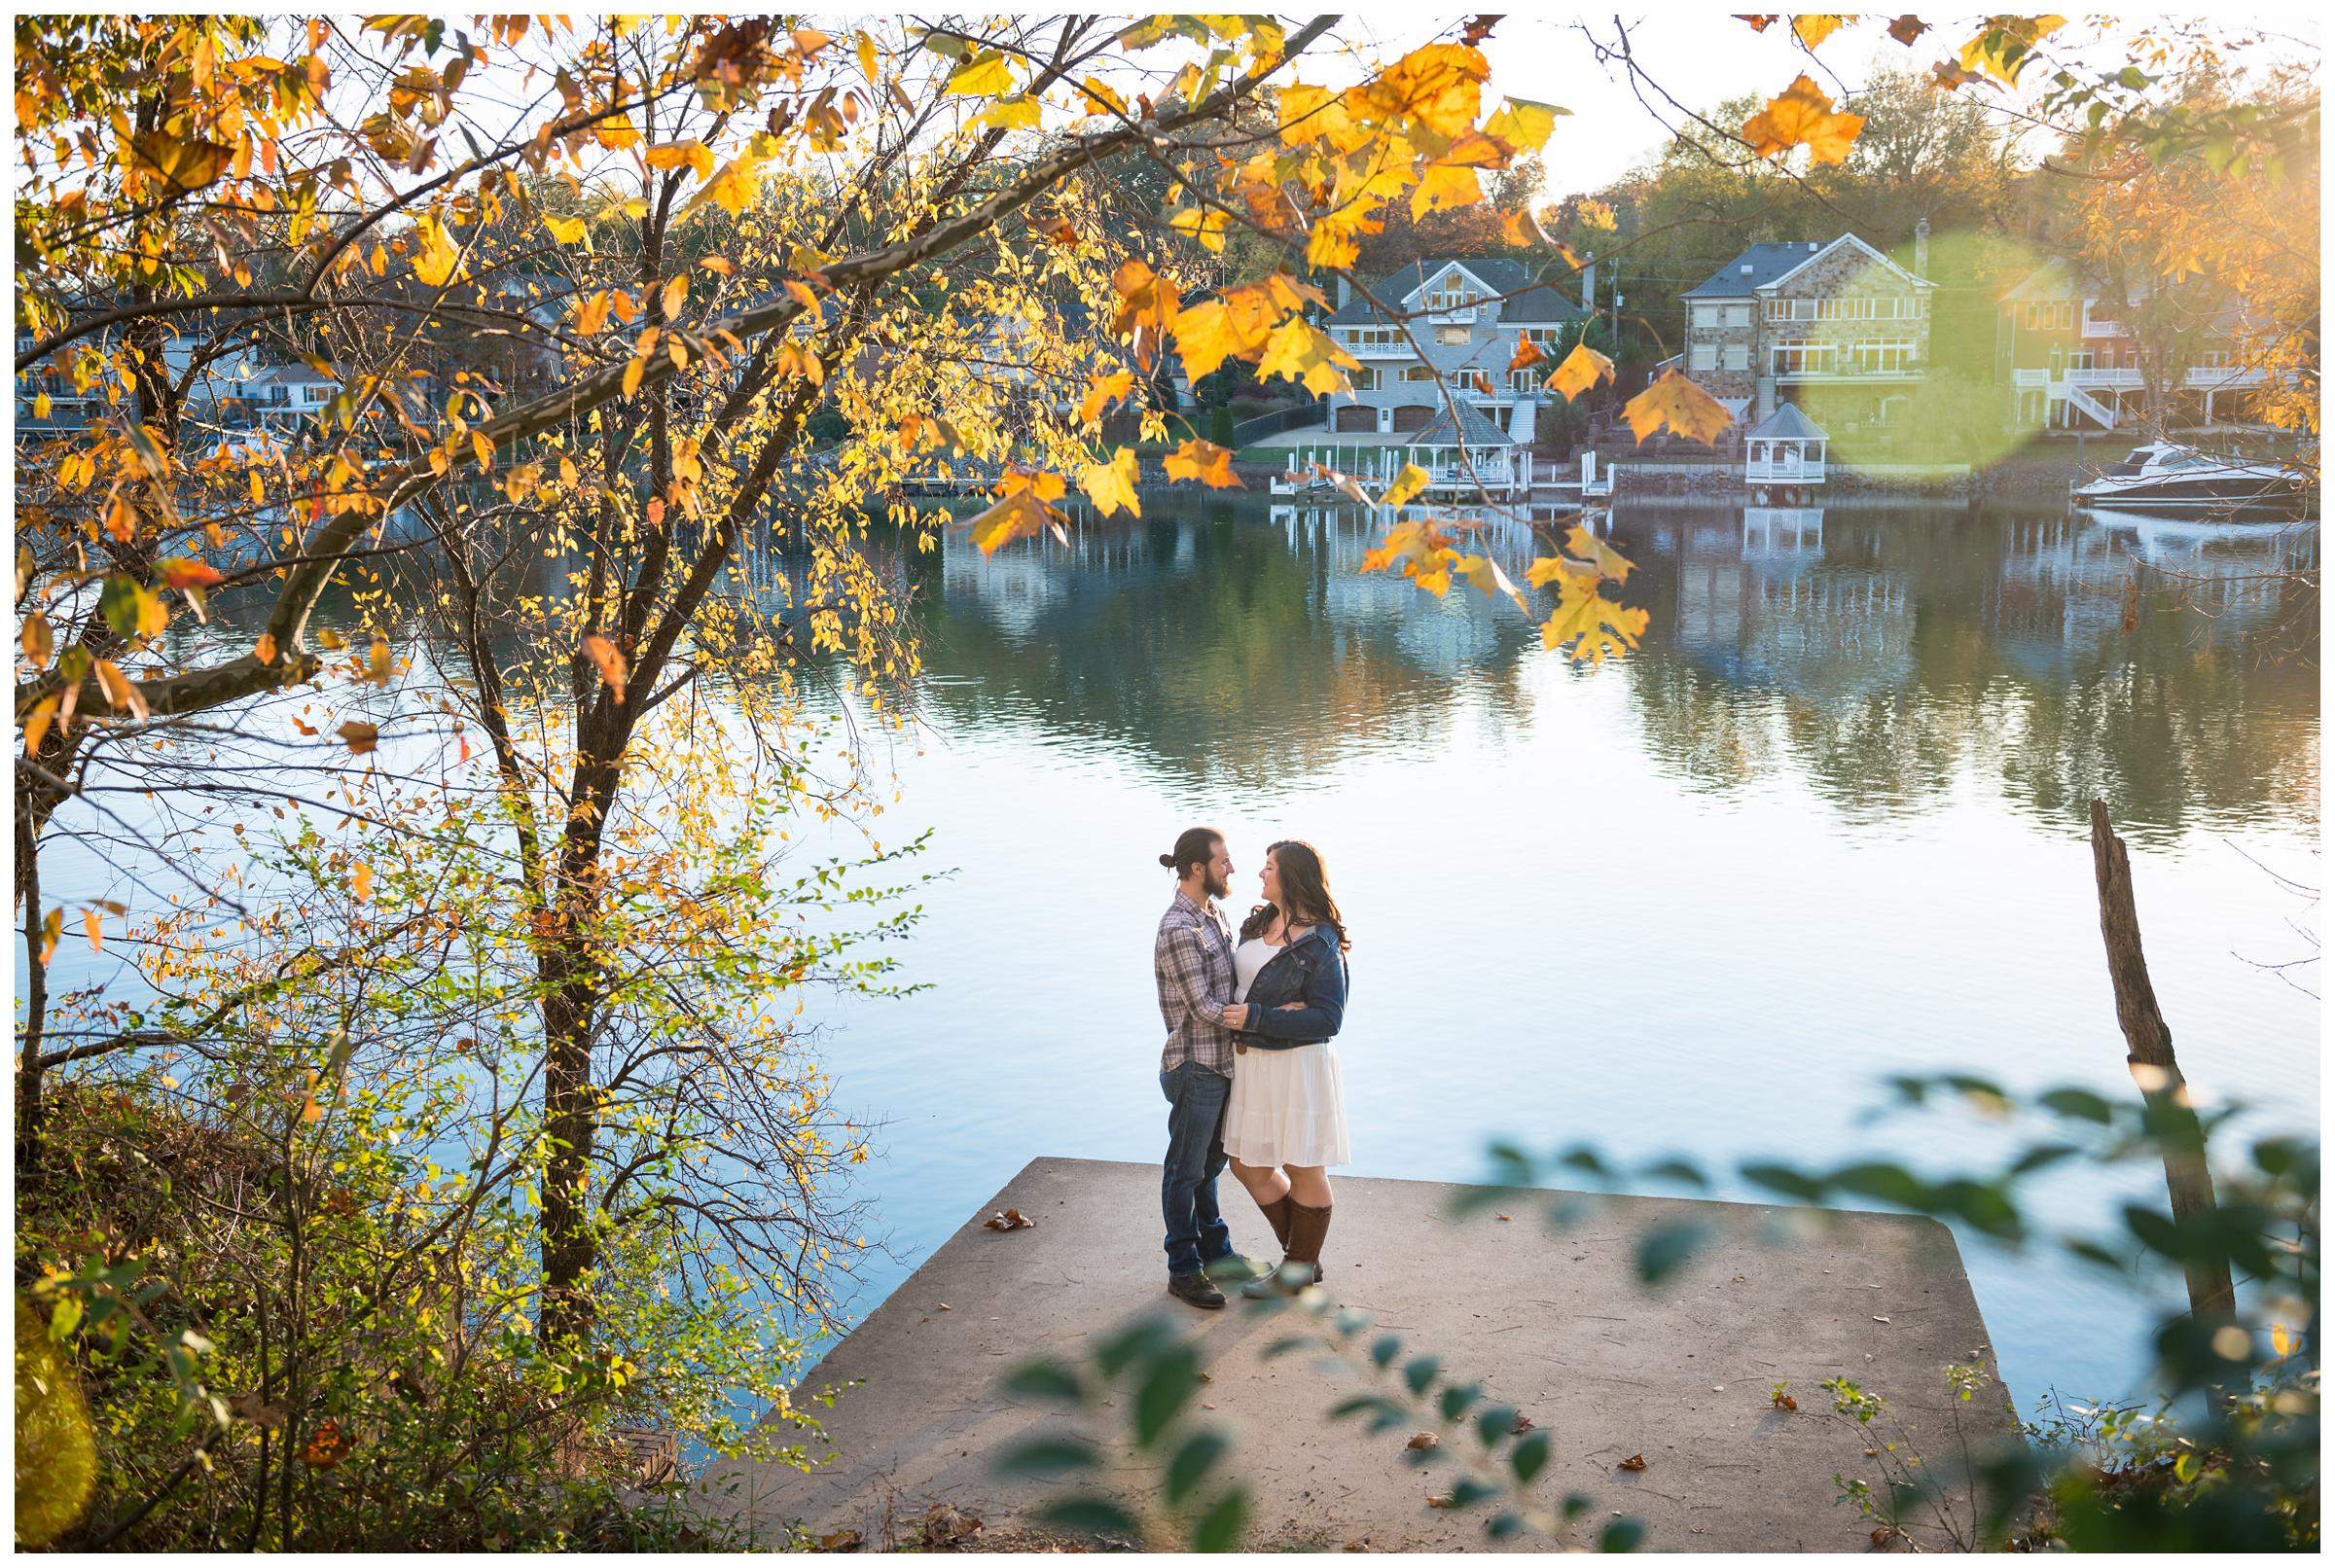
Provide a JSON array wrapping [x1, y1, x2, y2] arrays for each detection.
[[1218, 839, 1350, 1295]]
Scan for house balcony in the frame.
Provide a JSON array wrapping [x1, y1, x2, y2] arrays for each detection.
[[2015, 365, 2269, 394], [1427, 306, 1479, 325], [1772, 366, 1925, 383]]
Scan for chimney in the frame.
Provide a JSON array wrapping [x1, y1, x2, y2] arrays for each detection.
[[1914, 215, 1931, 280], [1580, 256, 1597, 311], [1336, 274, 1351, 310], [1754, 374, 1777, 425]]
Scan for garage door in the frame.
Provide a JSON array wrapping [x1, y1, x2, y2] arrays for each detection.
[[1334, 405, 1378, 433], [1390, 404, 1435, 432]]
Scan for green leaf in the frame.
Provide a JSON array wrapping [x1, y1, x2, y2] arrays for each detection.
[[1599, 1517, 1645, 1551], [1369, 1335, 1402, 1370], [1475, 1405, 1519, 1446], [1261, 1335, 1314, 1361], [1486, 1513, 1524, 1540], [996, 1435, 1099, 1479], [1002, 1359, 1086, 1403], [2038, 1087, 2114, 1124], [1439, 1382, 1481, 1421], [1635, 1219, 1711, 1286], [1512, 1429, 1552, 1485], [1190, 1484, 1249, 1552], [1328, 1394, 1407, 1427], [1166, 1430, 1229, 1508], [1133, 1343, 1202, 1447], [1402, 1355, 1442, 1397], [1562, 1492, 1593, 1519], [1096, 1316, 1176, 1378], [1741, 1163, 1827, 1203], [1038, 1496, 1140, 1538], [1445, 1478, 1497, 1510], [1639, 1158, 1708, 1190], [1829, 1162, 1932, 1209]]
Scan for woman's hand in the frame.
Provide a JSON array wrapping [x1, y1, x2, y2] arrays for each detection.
[[1277, 1002, 1304, 1011], [1221, 1004, 1249, 1030]]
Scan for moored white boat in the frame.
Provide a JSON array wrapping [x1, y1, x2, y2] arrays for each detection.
[[2071, 442, 2311, 514]]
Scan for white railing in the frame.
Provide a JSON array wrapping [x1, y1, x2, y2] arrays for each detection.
[[1744, 458, 1826, 482], [1774, 366, 1923, 381]]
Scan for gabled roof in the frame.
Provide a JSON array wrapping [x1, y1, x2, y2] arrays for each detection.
[[251, 363, 340, 385], [1685, 234, 1932, 298], [1684, 242, 1830, 299], [1746, 401, 1827, 441], [1762, 232, 1931, 294], [1327, 258, 1583, 326], [1405, 399, 1515, 447]]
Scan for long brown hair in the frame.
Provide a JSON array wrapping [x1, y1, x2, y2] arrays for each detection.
[[1239, 838, 1350, 951]]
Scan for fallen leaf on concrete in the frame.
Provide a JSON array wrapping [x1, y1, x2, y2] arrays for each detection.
[[1618, 1453, 1648, 1472], [1197, 1371, 1212, 1383], [922, 1502, 984, 1549], [1427, 1493, 1456, 1510], [818, 1527, 863, 1550], [1871, 1526, 1894, 1547], [1496, 1214, 1512, 1222], [1772, 1391, 1798, 1410], [984, 1208, 1038, 1230], [1406, 1432, 1439, 1451], [1511, 1413, 1535, 1435], [937, 1302, 952, 1310], [1873, 1315, 1891, 1324], [1344, 1541, 1369, 1552]]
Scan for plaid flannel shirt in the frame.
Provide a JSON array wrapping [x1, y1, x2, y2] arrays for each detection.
[[1155, 889, 1236, 1075]]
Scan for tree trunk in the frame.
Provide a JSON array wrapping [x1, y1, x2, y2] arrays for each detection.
[[2087, 798, 2237, 1321]]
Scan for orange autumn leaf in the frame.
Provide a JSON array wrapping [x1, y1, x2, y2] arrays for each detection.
[[1742, 75, 1865, 166], [959, 487, 1066, 555], [338, 721, 379, 754], [1077, 370, 1134, 425], [1163, 439, 1241, 488], [581, 632, 627, 702], [1507, 336, 1545, 372], [1622, 369, 1735, 446], [302, 1420, 354, 1469], [157, 557, 225, 589]]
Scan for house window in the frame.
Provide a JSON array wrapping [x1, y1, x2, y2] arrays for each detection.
[[1771, 341, 1835, 375], [1425, 279, 1482, 312], [1722, 303, 1750, 328], [1435, 325, 1471, 345], [1400, 365, 1436, 383], [1847, 340, 1915, 374], [1350, 367, 1381, 391], [1340, 326, 1400, 351], [1689, 343, 1717, 373], [1506, 368, 1542, 393], [1722, 343, 1748, 372], [1692, 303, 1719, 329]]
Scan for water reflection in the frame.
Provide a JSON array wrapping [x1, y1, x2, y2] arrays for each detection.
[[853, 493, 2317, 842]]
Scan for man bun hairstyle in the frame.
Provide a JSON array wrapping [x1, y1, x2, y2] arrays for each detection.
[[1164, 826, 1224, 879]]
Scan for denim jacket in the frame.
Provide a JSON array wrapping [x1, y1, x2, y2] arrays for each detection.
[[1235, 924, 1349, 1051]]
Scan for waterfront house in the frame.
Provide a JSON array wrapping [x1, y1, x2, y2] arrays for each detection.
[[1994, 260, 2268, 430], [1320, 258, 1587, 440], [1679, 235, 1933, 428]]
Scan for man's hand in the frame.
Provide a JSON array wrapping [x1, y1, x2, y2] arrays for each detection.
[[1221, 1004, 1249, 1030], [1278, 1002, 1304, 1011]]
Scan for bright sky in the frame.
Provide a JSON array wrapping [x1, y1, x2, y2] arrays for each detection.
[[1333, 11, 2324, 196]]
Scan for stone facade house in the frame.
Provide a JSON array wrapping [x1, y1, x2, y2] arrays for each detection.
[[1679, 235, 1933, 428], [1995, 259, 2266, 431], [1320, 258, 1586, 439]]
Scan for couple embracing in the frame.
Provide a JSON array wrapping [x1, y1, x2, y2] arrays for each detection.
[[1152, 826, 1350, 1309]]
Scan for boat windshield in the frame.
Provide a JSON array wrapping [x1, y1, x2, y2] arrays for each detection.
[[2101, 446, 2158, 477]]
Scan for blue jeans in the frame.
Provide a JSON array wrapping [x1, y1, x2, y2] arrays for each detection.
[[1159, 1061, 1234, 1277]]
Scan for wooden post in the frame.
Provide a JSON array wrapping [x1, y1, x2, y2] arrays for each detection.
[[2087, 798, 2237, 1320]]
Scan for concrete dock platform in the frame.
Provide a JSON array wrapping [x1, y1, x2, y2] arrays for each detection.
[[697, 1158, 2016, 1551]]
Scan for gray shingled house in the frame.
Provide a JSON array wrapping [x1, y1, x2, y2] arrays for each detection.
[[1320, 258, 1588, 440], [1677, 235, 1932, 428]]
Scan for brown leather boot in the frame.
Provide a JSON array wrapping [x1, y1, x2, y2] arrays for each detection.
[[1244, 1201, 1330, 1297], [1285, 1200, 1331, 1282], [1259, 1194, 1295, 1253]]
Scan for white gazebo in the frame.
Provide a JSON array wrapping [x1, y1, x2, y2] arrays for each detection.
[[1742, 402, 1828, 495]]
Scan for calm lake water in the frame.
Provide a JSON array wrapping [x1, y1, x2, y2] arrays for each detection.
[[805, 492, 2319, 1412], [25, 488, 2320, 1417]]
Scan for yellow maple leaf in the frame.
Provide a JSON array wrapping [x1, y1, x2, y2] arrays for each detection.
[[1742, 75, 1865, 166], [1541, 576, 1649, 664], [946, 52, 1016, 95], [1169, 206, 1230, 252], [1380, 462, 1432, 508], [1484, 97, 1565, 154], [1410, 161, 1483, 221], [544, 213, 589, 244], [1546, 341, 1616, 403], [1163, 438, 1241, 488], [1256, 318, 1357, 396], [1080, 446, 1142, 518], [960, 488, 1062, 555], [1564, 523, 1635, 585], [1622, 369, 1735, 446], [1792, 15, 1850, 49]]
